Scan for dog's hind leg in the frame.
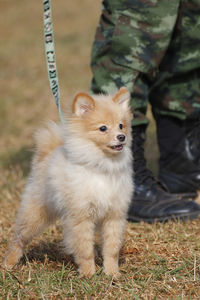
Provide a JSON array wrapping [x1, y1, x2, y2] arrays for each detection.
[[4, 195, 51, 270]]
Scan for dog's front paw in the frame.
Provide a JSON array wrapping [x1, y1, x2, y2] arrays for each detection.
[[78, 260, 96, 277], [104, 263, 120, 278]]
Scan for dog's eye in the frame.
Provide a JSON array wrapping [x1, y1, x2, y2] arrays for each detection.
[[119, 123, 123, 130], [99, 125, 108, 132]]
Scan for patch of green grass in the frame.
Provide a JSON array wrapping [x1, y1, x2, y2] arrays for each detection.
[[2, 220, 200, 298]]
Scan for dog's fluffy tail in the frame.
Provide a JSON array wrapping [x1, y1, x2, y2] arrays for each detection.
[[34, 121, 63, 162]]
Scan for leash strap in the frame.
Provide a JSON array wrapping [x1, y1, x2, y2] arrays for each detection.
[[43, 0, 64, 123]]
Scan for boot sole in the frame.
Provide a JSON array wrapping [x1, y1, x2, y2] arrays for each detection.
[[127, 211, 200, 224]]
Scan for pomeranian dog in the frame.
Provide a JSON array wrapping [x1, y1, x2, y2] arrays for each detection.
[[4, 87, 133, 277]]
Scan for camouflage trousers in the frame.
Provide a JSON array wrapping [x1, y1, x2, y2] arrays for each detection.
[[90, 0, 200, 125]]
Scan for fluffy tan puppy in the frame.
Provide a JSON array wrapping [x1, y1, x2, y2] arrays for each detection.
[[4, 87, 133, 277]]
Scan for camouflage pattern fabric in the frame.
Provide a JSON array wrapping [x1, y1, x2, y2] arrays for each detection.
[[90, 0, 200, 125]]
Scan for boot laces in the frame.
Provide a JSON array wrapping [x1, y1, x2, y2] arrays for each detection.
[[132, 127, 162, 188]]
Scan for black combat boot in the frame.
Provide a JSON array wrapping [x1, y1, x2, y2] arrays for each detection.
[[128, 125, 200, 223], [156, 116, 200, 194]]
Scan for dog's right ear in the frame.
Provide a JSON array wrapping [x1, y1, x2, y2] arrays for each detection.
[[73, 93, 95, 116], [113, 87, 130, 109]]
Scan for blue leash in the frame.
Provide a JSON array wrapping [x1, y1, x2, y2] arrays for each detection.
[[43, 0, 64, 123]]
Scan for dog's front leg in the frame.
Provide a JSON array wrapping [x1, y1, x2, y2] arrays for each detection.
[[101, 212, 126, 277], [63, 216, 96, 277]]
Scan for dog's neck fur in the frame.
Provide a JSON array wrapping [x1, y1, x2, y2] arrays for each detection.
[[62, 133, 132, 174]]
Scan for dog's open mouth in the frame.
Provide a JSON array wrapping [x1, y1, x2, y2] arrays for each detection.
[[110, 144, 124, 151]]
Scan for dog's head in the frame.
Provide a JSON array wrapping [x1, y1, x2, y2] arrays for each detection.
[[71, 87, 133, 156]]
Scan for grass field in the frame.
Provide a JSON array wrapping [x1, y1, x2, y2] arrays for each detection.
[[1, 1, 200, 299]]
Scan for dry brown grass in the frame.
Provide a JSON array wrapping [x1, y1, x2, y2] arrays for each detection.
[[1, 0, 200, 299]]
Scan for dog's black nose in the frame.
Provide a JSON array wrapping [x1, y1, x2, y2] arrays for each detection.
[[117, 134, 125, 142]]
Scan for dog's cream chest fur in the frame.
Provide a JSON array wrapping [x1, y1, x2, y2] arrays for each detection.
[[44, 146, 133, 221]]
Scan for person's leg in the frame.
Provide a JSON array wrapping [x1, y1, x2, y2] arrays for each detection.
[[90, 0, 200, 222], [91, 0, 180, 125], [150, 0, 200, 193]]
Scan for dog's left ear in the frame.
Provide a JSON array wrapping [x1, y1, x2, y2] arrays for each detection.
[[113, 87, 130, 109], [73, 92, 95, 116]]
